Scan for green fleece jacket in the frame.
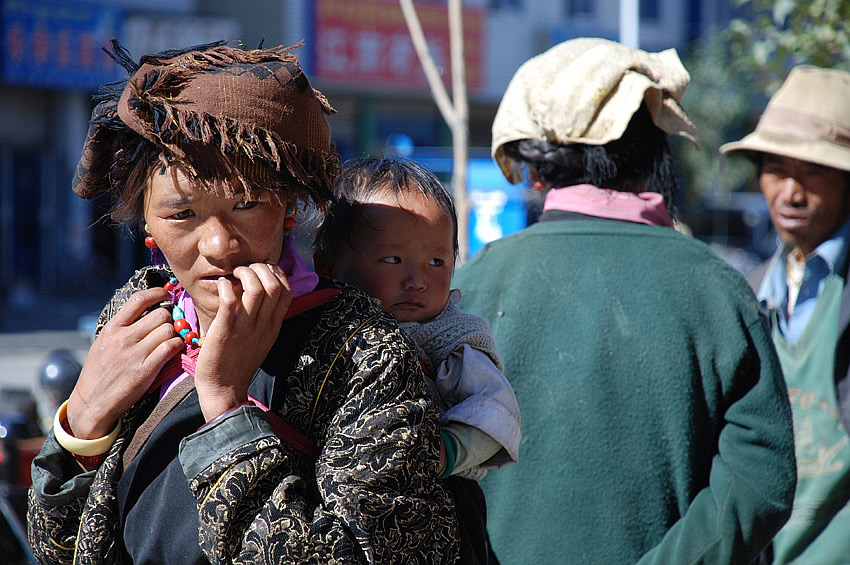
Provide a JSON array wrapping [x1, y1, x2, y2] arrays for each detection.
[[453, 218, 796, 565]]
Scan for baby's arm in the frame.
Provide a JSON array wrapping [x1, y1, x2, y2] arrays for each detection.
[[439, 422, 503, 478], [434, 344, 521, 476]]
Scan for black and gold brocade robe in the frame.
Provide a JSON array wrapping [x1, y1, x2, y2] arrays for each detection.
[[27, 267, 459, 564]]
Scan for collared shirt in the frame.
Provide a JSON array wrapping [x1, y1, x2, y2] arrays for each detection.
[[758, 217, 850, 342]]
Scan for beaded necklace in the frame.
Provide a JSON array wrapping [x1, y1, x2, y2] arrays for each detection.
[[164, 276, 201, 348]]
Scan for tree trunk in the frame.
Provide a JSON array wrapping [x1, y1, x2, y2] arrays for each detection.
[[399, 0, 470, 260]]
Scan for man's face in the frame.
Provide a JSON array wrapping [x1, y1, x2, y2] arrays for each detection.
[[759, 154, 850, 255]]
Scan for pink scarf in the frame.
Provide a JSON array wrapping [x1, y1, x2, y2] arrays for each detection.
[[543, 184, 673, 227]]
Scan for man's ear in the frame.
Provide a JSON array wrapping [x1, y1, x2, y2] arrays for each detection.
[[312, 252, 335, 278]]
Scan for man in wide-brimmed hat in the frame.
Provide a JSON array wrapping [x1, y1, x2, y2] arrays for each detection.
[[721, 66, 850, 564]]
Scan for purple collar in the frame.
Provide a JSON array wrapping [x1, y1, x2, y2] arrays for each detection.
[[543, 184, 673, 227], [278, 232, 320, 298]]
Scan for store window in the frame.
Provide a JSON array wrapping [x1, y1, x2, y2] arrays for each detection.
[[491, 0, 522, 9], [566, 0, 594, 17], [641, 0, 660, 21], [1, 150, 43, 294]]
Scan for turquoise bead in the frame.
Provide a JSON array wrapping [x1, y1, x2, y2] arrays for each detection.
[[163, 276, 201, 349]]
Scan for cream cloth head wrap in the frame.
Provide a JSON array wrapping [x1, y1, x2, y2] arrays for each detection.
[[492, 38, 700, 184]]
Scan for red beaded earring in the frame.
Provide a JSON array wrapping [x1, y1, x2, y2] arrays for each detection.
[[532, 180, 546, 192], [144, 224, 158, 250], [284, 203, 297, 232]]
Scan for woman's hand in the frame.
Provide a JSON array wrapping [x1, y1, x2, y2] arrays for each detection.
[[66, 288, 185, 439], [194, 262, 292, 421]]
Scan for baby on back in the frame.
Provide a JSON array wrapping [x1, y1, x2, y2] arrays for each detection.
[[313, 156, 520, 478]]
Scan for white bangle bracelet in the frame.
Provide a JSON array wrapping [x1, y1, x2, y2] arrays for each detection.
[[53, 400, 121, 457]]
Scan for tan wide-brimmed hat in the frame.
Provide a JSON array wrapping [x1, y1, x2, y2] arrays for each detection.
[[491, 38, 700, 184], [720, 66, 850, 173]]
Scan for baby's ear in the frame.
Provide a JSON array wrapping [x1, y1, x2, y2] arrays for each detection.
[[312, 252, 335, 277]]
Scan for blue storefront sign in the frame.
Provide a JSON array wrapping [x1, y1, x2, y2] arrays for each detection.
[[1, 0, 123, 91], [467, 158, 526, 257]]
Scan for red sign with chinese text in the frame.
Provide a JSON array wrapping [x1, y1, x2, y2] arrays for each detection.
[[313, 0, 483, 91]]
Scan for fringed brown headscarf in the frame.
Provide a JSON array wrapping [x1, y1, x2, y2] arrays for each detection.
[[72, 40, 339, 215]]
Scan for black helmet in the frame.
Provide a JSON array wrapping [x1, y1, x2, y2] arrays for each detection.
[[38, 349, 81, 406]]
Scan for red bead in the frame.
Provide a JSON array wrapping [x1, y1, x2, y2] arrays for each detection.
[[173, 318, 190, 333], [164, 282, 175, 291], [184, 331, 199, 345], [284, 217, 297, 231], [144, 236, 158, 249]]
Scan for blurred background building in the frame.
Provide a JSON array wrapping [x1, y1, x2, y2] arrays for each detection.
[[0, 0, 744, 334]]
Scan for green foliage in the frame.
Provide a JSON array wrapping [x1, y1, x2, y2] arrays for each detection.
[[729, 0, 850, 95], [678, 0, 850, 203], [677, 33, 754, 201]]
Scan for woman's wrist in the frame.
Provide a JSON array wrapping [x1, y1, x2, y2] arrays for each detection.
[[197, 389, 249, 423], [199, 401, 253, 430], [53, 400, 121, 457], [65, 394, 118, 439]]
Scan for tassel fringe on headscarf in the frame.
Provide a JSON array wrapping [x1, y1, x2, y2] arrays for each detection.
[[73, 40, 339, 210]]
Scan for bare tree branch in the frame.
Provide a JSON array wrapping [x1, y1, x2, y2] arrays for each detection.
[[399, 0, 455, 127], [399, 0, 470, 259], [448, 0, 469, 260]]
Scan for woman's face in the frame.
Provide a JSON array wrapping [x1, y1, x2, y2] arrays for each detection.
[[143, 165, 289, 332]]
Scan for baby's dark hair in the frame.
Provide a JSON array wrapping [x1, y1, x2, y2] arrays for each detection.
[[313, 156, 458, 260]]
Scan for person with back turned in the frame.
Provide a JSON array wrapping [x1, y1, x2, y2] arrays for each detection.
[[453, 37, 797, 564]]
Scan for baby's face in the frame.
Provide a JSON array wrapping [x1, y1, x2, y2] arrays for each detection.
[[332, 188, 454, 323]]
